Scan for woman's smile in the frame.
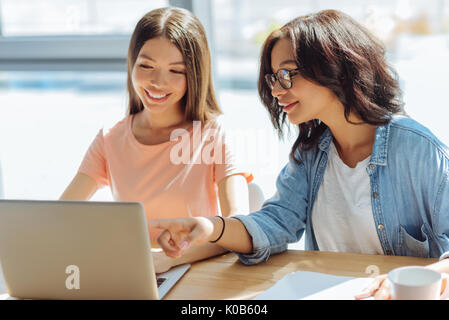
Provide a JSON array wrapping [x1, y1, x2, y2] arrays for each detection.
[[279, 101, 298, 113], [144, 88, 172, 103]]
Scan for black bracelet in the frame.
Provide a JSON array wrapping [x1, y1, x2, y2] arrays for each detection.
[[209, 216, 225, 243]]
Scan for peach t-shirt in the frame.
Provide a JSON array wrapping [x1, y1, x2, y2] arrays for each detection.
[[78, 114, 251, 242]]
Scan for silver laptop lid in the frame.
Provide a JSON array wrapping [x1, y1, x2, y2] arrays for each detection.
[[0, 200, 158, 300]]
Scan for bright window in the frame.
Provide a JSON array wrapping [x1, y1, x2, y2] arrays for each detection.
[[0, 0, 168, 36], [1, 0, 449, 210]]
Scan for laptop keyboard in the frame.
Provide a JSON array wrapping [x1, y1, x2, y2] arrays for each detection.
[[157, 277, 167, 288]]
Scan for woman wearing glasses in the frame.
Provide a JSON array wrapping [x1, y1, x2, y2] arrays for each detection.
[[150, 10, 449, 299]]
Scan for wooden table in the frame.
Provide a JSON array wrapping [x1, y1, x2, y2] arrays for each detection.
[[0, 250, 438, 300], [164, 250, 438, 300]]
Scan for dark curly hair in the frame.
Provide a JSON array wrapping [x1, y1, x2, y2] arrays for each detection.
[[258, 10, 405, 162]]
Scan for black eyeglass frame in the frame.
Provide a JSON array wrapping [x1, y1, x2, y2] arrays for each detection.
[[265, 68, 302, 90]]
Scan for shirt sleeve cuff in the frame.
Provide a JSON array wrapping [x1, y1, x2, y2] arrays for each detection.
[[230, 215, 272, 265], [439, 251, 449, 261]]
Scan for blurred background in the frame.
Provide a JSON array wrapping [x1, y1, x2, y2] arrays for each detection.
[[1, 0, 449, 209]]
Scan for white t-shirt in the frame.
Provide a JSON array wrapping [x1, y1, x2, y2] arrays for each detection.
[[311, 141, 384, 255]]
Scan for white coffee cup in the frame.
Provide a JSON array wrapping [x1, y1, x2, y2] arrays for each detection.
[[388, 266, 449, 300]]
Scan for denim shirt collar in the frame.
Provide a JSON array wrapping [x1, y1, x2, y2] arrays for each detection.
[[317, 121, 391, 166]]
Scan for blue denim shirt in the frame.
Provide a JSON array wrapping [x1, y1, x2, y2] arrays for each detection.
[[234, 116, 449, 264]]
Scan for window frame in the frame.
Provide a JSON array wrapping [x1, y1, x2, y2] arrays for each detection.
[[0, 0, 214, 72]]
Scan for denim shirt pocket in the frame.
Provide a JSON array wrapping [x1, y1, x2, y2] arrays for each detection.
[[399, 225, 430, 258]]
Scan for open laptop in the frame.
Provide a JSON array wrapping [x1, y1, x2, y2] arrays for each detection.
[[0, 199, 190, 300]]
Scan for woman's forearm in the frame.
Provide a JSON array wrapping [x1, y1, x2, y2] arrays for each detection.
[[208, 216, 253, 254], [215, 175, 253, 253], [160, 242, 229, 271]]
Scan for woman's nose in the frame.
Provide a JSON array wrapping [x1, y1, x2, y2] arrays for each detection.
[[149, 69, 166, 87], [271, 80, 287, 99]]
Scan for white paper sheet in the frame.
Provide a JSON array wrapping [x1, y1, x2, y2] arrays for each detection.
[[253, 271, 375, 300]]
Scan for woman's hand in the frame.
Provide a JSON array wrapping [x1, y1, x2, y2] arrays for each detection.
[[149, 217, 215, 258], [355, 259, 449, 300], [354, 274, 390, 300]]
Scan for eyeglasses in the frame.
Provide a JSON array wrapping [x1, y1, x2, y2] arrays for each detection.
[[265, 68, 301, 90]]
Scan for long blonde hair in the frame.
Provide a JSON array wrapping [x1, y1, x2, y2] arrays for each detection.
[[126, 7, 221, 123]]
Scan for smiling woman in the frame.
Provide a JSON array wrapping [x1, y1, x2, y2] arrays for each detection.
[[149, 9, 449, 301], [132, 38, 187, 110], [126, 7, 220, 123], [257, 13, 404, 161], [59, 7, 252, 274], [131, 37, 188, 139]]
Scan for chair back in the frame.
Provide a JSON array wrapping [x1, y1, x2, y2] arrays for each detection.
[[248, 182, 264, 212]]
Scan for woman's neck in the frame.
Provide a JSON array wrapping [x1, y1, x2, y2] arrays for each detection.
[[320, 103, 376, 167], [138, 105, 187, 131], [330, 116, 376, 151]]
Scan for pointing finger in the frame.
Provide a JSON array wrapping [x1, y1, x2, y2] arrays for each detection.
[[149, 218, 174, 230]]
